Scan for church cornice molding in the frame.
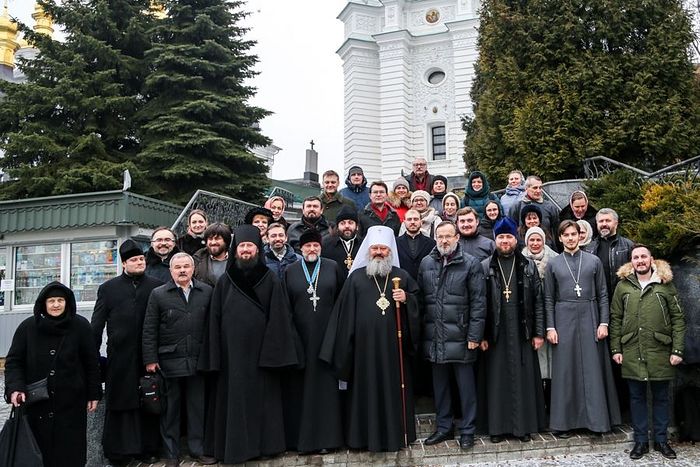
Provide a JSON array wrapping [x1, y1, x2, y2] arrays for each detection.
[[337, 1, 383, 23], [337, 37, 379, 59]]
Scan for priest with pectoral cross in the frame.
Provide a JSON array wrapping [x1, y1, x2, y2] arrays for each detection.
[[479, 217, 546, 443], [281, 229, 345, 453], [320, 226, 420, 452], [544, 220, 621, 437]]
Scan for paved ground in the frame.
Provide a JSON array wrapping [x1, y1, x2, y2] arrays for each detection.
[[0, 371, 697, 466]]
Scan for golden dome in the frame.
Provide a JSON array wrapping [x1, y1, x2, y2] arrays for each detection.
[[32, 2, 54, 37], [0, 3, 19, 68]]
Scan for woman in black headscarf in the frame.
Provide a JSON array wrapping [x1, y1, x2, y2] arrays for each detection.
[[4, 281, 101, 467]]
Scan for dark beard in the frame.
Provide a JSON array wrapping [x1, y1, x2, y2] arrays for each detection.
[[236, 255, 258, 270], [340, 230, 356, 241]]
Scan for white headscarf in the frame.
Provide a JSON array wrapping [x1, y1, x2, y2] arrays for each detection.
[[348, 225, 400, 275]]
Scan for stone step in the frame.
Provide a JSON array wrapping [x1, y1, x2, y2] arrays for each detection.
[[120, 414, 638, 466]]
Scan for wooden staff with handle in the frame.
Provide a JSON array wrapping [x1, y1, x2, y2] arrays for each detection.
[[391, 276, 409, 448]]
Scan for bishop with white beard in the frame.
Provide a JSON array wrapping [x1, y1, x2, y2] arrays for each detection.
[[320, 226, 420, 452]]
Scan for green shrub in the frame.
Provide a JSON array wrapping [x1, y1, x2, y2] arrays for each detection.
[[585, 170, 700, 257]]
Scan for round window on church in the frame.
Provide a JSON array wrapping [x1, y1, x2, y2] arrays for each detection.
[[427, 70, 446, 86]]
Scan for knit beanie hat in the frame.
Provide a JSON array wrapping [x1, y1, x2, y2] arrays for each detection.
[[411, 190, 431, 204]]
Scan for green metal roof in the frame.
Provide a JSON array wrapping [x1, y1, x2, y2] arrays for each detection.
[[0, 190, 183, 233], [267, 179, 320, 205]]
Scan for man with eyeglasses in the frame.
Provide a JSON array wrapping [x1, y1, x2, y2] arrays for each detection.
[[418, 221, 486, 450], [508, 175, 560, 243], [145, 227, 181, 283], [406, 157, 435, 192], [358, 181, 401, 236]]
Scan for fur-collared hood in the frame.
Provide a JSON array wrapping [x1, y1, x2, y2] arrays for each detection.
[[388, 191, 412, 208], [617, 259, 673, 283]]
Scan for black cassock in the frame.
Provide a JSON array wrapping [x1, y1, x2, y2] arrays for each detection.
[[282, 258, 345, 452], [320, 266, 420, 452], [198, 263, 298, 464]]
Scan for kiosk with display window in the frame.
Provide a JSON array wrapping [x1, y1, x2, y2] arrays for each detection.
[[0, 190, 182, 355]]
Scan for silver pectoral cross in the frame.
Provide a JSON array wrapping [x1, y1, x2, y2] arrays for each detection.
[[574, 283, 582, 297], [309, 291, 320, 311]]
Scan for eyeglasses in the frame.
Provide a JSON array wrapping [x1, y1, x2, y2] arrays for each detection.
[[413, 163, 427, 167], [152, 238, 174, 244]]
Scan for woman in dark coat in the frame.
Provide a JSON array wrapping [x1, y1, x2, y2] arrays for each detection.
[[4, 282, 101, 467], [462, 170, 500, 219], [479, 199, 505, 240]]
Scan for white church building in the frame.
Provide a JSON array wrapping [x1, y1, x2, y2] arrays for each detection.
[[338, 0, 481, 186]]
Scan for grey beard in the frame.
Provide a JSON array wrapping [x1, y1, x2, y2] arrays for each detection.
[[366, 256, 393, 277], [437, 242, 458, 257]]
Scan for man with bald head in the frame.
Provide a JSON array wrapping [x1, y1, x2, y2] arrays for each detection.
[[320, 226, 421, 452]]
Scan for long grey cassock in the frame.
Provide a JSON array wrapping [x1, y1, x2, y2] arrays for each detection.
[[544, 250, 621, 432]]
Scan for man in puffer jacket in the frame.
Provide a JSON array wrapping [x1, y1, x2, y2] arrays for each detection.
[[418, 221, 486, 450], [339, 165, 370, 212], [610, 244, 685, 461]]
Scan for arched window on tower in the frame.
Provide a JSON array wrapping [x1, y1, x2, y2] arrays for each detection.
[[431, 125, 446, 161]]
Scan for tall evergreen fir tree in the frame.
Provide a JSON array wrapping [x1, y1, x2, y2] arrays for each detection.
[[0, 0, 154, 199], [464, 0, 700, 182], [137, 0, 270, 204]]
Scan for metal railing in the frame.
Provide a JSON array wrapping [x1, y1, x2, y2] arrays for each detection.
[[583, 155, 700, 182], [170, 190, 259, 236]]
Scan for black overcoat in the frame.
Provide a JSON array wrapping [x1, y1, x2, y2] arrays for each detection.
[[142, 279, 213, 377], [198, 261, 298, 464], [91, 272, 163, 410], [5, 282, 101, 467]]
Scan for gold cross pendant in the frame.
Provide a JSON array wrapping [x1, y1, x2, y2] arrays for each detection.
[[503, 286, 512, 302]]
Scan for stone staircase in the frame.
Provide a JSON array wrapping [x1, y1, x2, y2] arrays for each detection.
[[116, 413, 637, 466]]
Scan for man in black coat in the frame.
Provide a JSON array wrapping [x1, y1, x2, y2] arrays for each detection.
[[143, 253, 216, 466], [287, 196, 332, 252], [321, 205, 362, 280], [456, 207, 495, 262], [198, 225, 298, 464], [146, 227, 180, 283], [281, 230, 345, 453], [418, 221, 486, 450], [91, 239, 163, 465], [479, 217, 546, 443], [397, 209, 436, 280]]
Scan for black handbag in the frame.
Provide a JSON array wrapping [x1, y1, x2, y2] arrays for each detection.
[[139, 372, 166, 415], [24, 335, 65, 407], [0, 406, 44, 466], [24, 379, 49, 406]]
